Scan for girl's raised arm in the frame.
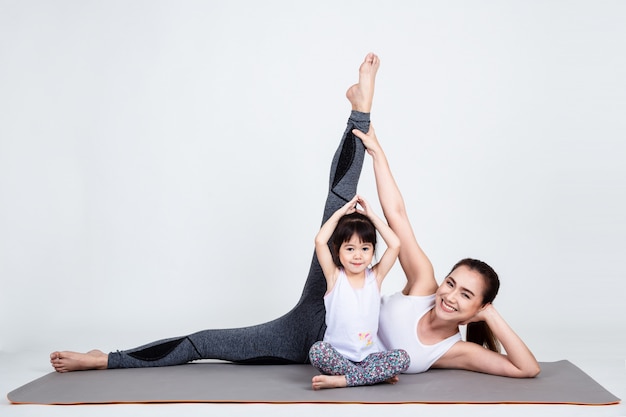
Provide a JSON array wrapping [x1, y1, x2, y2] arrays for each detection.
[[357, 196, 400, 288], [352, 126, 437, 296], [314, 195, 358, 293]]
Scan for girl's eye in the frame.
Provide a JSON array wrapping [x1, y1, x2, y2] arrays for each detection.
[[462, 293, 470, 299], [446, 280, 453, 287]]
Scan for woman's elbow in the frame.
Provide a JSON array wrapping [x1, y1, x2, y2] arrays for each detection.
[[529, 364, 541, 378], [520, 364, 541, 378]]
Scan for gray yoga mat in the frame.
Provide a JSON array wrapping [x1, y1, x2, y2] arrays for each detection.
[[7, 360, 620, 405]]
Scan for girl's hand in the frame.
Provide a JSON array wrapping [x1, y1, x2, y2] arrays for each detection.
[[355, 196, 373, 218], [338, 195, 359, 217]]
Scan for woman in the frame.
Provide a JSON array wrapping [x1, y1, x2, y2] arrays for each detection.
[[51, 53, 539, 379], [351, 124, 540, 378]]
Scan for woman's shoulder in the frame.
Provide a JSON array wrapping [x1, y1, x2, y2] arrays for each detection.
[[382, 291, 436, 307], [404, 279, 439, 297], [387, 289, 436, 299]]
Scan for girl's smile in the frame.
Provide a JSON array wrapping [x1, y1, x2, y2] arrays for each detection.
[[339, 234, 374, 276]]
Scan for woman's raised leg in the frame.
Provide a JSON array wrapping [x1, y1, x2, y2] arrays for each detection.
[[50, 53, 380, 372]]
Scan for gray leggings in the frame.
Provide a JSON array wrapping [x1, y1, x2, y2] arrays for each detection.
[[108, 111, 370, 368]]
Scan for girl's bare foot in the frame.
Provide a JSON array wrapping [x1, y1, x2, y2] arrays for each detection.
[[346, 52, 380, 113], [386, 375, 400, 384], [312, 374, 348, 390], [50, 350, 108, 372]]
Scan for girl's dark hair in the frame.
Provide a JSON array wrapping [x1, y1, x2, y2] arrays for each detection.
[[330, 213, 377, 267], [448, 258, 501, 352]]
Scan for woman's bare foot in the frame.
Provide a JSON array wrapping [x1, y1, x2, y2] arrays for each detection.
[[312, 374, 348, 390], [50, 350, 108, 372], [346, 52, 380, 113]]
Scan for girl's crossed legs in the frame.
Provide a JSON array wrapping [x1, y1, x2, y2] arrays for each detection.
[[309, 341, 410, 389]]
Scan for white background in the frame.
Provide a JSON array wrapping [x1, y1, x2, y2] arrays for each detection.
[[1, 1, 625, 416]]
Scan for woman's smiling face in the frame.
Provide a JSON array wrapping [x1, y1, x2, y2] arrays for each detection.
[[435, 265, 486, 322]]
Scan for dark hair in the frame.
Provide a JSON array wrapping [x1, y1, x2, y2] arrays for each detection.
[[448, 258, 501, 352], [330, 213, 377, 267]]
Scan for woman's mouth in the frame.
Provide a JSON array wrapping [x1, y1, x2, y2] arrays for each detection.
[[440, 299, 457, 313]]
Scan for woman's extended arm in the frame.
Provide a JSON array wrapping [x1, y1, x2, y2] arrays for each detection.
[[352, 126, 437, 296], [435, 304, 540, 378]]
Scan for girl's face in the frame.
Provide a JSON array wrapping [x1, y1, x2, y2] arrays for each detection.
[[338, 233, 374, 277], [434, 265, 486, 323]]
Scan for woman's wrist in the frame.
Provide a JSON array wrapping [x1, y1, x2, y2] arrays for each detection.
[[480, 304, 500, 323]]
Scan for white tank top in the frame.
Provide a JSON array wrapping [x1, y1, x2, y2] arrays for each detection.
[[378, 292, 461, 373], [323, 268, 382, 362]]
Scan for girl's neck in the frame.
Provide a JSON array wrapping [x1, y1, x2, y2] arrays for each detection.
[[343, 268, 366, 289], [343, 268, 366, 279]]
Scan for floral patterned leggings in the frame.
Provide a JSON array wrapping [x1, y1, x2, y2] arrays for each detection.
[[309, 341, 410, 387]]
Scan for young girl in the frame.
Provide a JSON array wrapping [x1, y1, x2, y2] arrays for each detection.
[[309, 194, 409, 390]]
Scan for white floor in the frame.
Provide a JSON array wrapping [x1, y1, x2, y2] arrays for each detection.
[[2, 330, 624, 417]]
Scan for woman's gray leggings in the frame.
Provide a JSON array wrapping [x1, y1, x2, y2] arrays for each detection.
[[108, 111, 369, 368]]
